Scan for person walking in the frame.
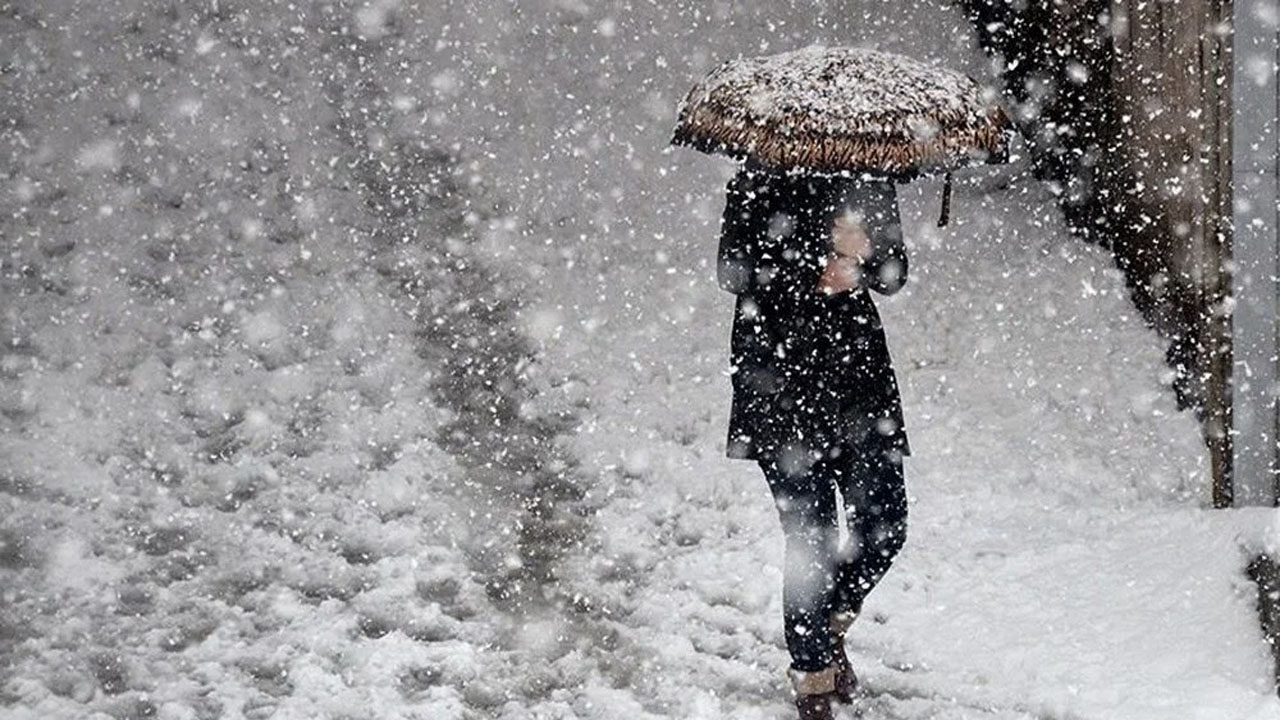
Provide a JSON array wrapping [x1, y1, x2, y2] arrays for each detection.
[[717, 160, 910, 720]]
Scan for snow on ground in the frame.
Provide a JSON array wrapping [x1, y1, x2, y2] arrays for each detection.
[[3, 1, 1279, 720], [2, 3, 591, 718], [437, 2, 1280, 718], [524, 165, 1280, 719]]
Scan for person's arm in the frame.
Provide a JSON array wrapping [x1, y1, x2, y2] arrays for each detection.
[[820, 181, 908, 297], [717, 170, 825, 299], [816, 210, 871, 295], [860, 181, 911, 294], [860, 187, 908, 296], [716, 170, 758, 295]]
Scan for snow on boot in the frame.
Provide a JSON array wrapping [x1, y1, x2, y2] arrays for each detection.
[[830, 641, 858, 704], [830, 611, 857, 637], [829, 611, 858, 703], [796, 693, 836, 720], [788, 667, 836, 720]]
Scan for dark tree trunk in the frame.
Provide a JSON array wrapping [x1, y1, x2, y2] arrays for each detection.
[[956, 0, 1233, 502]]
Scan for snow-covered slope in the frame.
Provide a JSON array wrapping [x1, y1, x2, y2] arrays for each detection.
[[2, 2, 588, 718]]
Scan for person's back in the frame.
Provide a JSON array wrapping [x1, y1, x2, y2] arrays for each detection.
[[717, 165, 909, 463], [715, 164, 912, 720]]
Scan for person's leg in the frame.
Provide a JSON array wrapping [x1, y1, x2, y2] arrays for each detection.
[[832, 445, 908, 616], [758, 453, 841, 673]]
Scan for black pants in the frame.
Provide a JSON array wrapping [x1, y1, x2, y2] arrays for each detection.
[[758, 444, 907, 672]]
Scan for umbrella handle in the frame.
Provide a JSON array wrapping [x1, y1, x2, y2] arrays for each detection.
[[937, 172, 952, 227]]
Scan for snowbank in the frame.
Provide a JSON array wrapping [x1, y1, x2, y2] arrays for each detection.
[[2, 2, 588, 718]]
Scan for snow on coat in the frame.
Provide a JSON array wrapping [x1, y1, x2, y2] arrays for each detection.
[[718, 164, 910, 463]]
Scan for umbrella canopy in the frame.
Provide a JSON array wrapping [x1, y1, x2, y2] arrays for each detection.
[[671, 46, 1011, 177]]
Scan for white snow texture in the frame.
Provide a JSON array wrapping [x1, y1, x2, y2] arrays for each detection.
[[679, 45, 993, 138], [2, 1, 1278, 720]]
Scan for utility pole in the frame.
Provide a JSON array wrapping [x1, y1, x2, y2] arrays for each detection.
[[1233, 0, 1280, 506]]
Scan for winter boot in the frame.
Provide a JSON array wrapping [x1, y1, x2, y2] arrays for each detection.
[[788, 667, 836, 720], [829, 611, 858, 703]]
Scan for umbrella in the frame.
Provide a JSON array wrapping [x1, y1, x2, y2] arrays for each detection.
[[671, 46, 1012, 223]]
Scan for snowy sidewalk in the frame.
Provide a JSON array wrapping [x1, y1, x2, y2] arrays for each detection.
[[515, 172, 1280, 719], [3, 2, 1277, 718]]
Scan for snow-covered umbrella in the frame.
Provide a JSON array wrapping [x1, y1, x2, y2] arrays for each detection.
[[671, 46, 1012, 223]]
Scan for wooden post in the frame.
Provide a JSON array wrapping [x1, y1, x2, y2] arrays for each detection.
[[1111, 0, 1234, 505], [1232, 0, 1280, 506], [1207, 0, 1233, 508], [1273, 11, 1280, 507]]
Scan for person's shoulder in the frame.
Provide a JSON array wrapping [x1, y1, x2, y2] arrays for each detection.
[[836, 174, 895, 194], [735, 162, 781, 187], [836, 177, 898, 213]]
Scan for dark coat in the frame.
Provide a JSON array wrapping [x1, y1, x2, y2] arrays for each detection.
[[718, 165, 910, 464]]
